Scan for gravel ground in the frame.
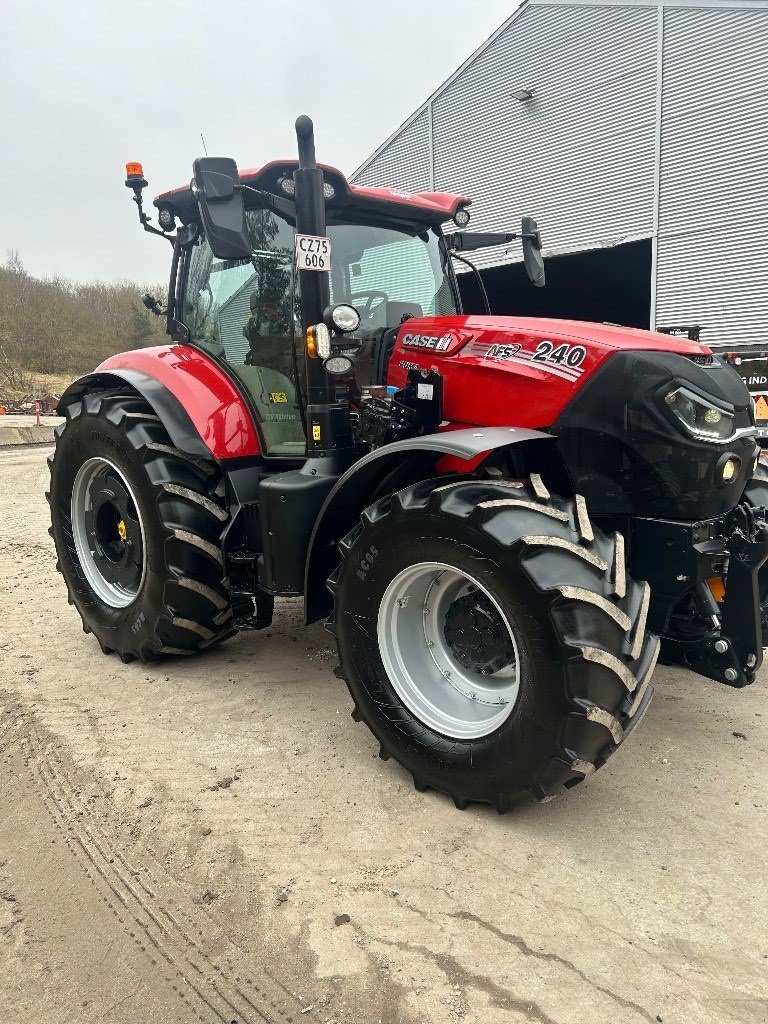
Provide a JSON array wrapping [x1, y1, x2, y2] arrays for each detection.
[[1, 446, 766, 1024]]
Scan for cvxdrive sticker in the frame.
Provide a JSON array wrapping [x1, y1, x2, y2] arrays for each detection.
[[468, 339, 587, 381]]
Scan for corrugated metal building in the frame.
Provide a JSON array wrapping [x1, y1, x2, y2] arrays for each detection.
[[352, 0, 768, 348]]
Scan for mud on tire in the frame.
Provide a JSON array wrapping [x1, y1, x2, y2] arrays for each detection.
[[47, 392, 234, 662], [328, 477, 659, 811]]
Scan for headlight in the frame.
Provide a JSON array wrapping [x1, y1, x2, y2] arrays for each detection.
[[325, 303, 361, 334], [719, 456, 740, 483], [663, 386, 735, 442]]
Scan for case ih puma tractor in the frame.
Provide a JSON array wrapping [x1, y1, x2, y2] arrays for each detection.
[[49, 116, 768, 812]]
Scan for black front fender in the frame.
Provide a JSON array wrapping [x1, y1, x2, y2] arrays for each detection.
[[304, 426, 564, 623], [57, 369, 211, 458]]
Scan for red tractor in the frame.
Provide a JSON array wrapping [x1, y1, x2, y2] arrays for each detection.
[[48, 117, 768, 811]]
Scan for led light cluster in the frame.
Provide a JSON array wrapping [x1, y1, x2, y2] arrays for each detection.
[[663, 386, 735, 442]]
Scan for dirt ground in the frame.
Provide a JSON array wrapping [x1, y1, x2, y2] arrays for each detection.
[[1, 446, 766, 1024]]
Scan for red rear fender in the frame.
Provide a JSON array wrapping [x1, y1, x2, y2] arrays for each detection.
[[92, 345, 261, 459]]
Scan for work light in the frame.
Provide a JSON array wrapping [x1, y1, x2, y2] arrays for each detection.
[[157, 206, 175, 231], [453, 206, 470, 228], [323, 354, 354, 376], [326, 304, 361, 334]]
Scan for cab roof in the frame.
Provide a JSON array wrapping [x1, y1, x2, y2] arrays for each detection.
[[154, 160, 470, 226]]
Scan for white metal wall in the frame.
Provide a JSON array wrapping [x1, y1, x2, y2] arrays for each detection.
[[354, 1, 768, 346], [655, 5, 768, 346], [353, 105, 433, 192], [431, 2, 658, 270], [355, 1, 659, 272]]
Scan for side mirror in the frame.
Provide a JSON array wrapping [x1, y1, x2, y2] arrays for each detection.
[[192, 157, 251, 261], [521, 216, 545, 288]]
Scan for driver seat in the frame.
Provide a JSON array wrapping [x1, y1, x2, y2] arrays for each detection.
[[385, 301, 422, 326]]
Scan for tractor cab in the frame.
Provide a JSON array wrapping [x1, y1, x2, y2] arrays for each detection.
[[143, 157, 474, 458], [176, 194, 460, 455]]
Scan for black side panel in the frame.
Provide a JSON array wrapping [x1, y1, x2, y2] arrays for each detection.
[[259, 458, 346, 596], [554, 351, 757, 519], [57, 370, 211, 458]]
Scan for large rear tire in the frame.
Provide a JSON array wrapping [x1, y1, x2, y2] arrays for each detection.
[[328, 477, 659, 810], [48, 391, 234, 662]]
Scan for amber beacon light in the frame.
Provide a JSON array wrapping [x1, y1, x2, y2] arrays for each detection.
[[125, 162, 147, 189]]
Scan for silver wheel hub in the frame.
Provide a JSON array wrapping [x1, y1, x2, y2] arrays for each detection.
[[71, 457, 146, 609], [377, 562, 520, 739]]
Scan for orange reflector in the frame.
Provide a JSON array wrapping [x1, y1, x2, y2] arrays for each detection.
[[306, 326, 319, 358], [707, 576, 725, 603], [125, 161, 144, 178]]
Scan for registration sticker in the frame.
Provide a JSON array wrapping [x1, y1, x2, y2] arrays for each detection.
[[296, 234, 331, 272]]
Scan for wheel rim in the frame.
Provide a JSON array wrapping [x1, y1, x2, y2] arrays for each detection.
[[71, 457, 146, 608], [377, 562, 521, 739]]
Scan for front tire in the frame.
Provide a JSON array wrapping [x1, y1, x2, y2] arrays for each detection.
[[743, 453, 768, 645], [48, 391, 234, 662], [328, 477, 659, 810]]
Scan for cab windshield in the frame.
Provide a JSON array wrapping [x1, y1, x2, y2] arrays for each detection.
[[327, 219, 459, 325], [181, 207, 458, 455]]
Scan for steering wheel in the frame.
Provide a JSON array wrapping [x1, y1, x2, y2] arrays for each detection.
[[350, 290, 389, 322]]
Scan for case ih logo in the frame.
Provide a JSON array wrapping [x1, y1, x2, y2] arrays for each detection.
[[403, 332, 452, 351]]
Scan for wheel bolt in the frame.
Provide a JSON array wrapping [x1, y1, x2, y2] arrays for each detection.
[[714, 639, 728, 653], [724, 668, 738, 682]]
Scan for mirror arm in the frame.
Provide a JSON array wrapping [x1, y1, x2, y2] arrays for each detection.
[[132, 191, 175, 246], [445, 230, 542, 253], [450, 252, 491, 315], [445, 231, 521, 253]]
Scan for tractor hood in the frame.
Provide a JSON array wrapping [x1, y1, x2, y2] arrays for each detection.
[[392, 314, 711, 359], [387, 314, 719, 431]]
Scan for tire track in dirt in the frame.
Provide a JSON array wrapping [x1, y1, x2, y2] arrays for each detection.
[[1, 695, 319, 1024]]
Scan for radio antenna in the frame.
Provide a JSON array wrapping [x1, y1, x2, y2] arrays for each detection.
[[200, 132, 209, 156]]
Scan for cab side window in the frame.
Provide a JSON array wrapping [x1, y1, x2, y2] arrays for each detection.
[[182, 210, 305, 457]]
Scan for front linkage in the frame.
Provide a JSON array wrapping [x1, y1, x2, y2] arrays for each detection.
[[633, 500, 768, 687]]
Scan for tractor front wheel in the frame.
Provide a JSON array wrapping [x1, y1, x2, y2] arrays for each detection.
[[743, 453, 768, 645], [48, 392, 234, 662], [328, 477, 659, 810]]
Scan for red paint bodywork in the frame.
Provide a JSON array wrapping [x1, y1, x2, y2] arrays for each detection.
[[388, 316, 712, 430], [154, 161, 470, 224], [98, 346, 261, 459], [98, 318, 713, 464]]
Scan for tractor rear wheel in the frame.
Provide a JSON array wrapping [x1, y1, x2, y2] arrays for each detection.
[[328, 477, 658, 810], [48, 392, 234, 662]]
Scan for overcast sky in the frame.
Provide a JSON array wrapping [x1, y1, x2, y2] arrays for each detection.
[[2, 0, 519, 286]]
